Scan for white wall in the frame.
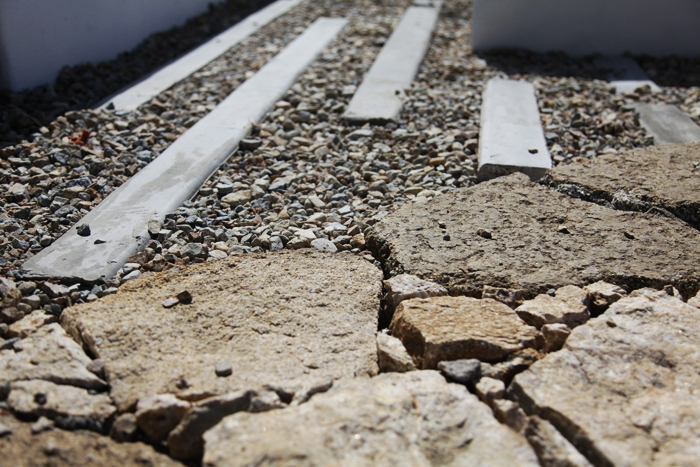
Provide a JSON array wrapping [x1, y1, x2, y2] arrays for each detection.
[[472, 0, 700, 57], [0, 0, 226, 91]]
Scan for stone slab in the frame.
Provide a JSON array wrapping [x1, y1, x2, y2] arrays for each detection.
[[596, 56, 661, 94], [511, 288, 700, 467], [637, 104, 700, 145], [21, 18, 347, 283], [202, 371, 540, 467], [366, 173, 700, 299], [343, 5, 441, 122], [544, 142, 700, 229], [61, 250, 382, 412], [0, 323, 107, 391], [0, 413, 183, 467], [99, 0, 304, 111], [477, 79, 551, 182], [390, 296, 540, 368]]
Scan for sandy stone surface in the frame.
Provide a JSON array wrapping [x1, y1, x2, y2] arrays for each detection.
[[202, 371, 540, 467], [367, 173, 700, 298], [389, 296, 540, 368], [1, 323, 107, 390], [0, 413, 183, 467], [511, 288, 700, 467], [545, 142, 700, 228], [61, 250, 382, 411]]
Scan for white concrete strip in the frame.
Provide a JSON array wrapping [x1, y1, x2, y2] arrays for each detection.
[[100, 0, 304, 111], [477, 79, 551, 182], [596, 57, 660, 94], [637, 104, 700, 145], [22, 17, 347, 282], [343, 4, 441, 123]]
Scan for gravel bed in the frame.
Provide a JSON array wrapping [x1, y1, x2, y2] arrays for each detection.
[[0, 0, 278, 146], [1, 0, 700, 326]]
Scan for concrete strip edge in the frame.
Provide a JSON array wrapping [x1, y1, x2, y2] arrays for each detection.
[[342, 3, 442, 123], [595, 56, 661, 94], [637, 104, 700, 145], [100, 0, 305, 111], [21, 17, 348, 282], [477, 78, 551, 182]]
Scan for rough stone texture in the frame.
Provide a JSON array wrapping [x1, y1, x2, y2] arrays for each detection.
[[511, 288, 700, 467], [367, 173, 700, 299], [524, 416, 593, 467], [389, 296, 540, 368], [515, 293, 589, 330], [688, 290, 700, 308], [61, 250, 382, 411], [377, 330, 417, 373], [0, 323, 107, 390], [544, 142, 700, 229], [541, 324, 571, 353], [584, 281, 627, 314], [475, 377, 506, 405], [383, 274, 448, 311], [203, 371, 540, 467], [168, 389, 284, 461], [482, 286, 525, 309], [493, 399, 528, 433], [7, 380, 115, 428], [136, 394, 191, 443], [6, 310, 58, 338], [0, 413, 182, 467]]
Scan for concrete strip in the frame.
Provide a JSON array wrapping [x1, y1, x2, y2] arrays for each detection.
[[100, 0, 304, 111], [342, 5, 441, 123], [21, 17, 347, 282], [596, 56, 660, 94], [477, 79, 551, 182], [637, 104, 700, 145]]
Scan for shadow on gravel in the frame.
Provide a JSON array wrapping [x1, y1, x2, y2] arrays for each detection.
[[0, 0, 273, 146]]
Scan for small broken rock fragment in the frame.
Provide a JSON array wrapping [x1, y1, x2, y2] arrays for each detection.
[[76, 224, 91, 237], [542, 323, 571, 352], [475, 377, 505, 405], [376, 331, 416, 373], [162, 298, 179, 308], [482, 285, 524, 309], [584, 281, 627, 314], [437, 359, 481, 385], [215, 361, 233, 377], [135, 394, 191, 443], [477, 228, 492, 239], [176, 291, 192, 304], [515, 293, 589, 330], [524, 415, 593, 467], [383, 274, 448, 311]]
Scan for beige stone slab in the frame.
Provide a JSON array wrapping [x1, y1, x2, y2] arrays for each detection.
[[367, 173, 700, 299], [203, 371, 540, 467], [544, 142, 700, 229], [389, 296, 540, 368], [511, 288, 700, 467], [61, 250, 382, 411]]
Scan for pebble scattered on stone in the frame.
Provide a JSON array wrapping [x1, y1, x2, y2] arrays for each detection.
[[215, 361, 233, 377]]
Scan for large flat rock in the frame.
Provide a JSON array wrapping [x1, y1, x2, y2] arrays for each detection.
[[203, 371, 540, 467], [367, 173, 700, 298], [389, 296, 540, 368], [0, 413, 183, 467], [545, 142, 700, 228], [511, 288, 700, 467], [61, 250, 382, 411]]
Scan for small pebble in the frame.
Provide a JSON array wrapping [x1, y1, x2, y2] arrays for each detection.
[[215, 361, 233, 377]]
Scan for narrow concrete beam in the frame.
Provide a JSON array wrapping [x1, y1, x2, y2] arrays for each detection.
[[21, 17, 347, 283], [342, 4, 441, 123], [99, 0, 304, 111], [637, 104, 700, 145], [477, 79, 551, 182], [596, 57, 660, 94]]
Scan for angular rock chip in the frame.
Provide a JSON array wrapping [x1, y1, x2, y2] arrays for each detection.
[[367, 173, 700, 298], [6, 310, 58, 338], [482, 285, 525, 309], [383, 274, 448, 311], [0, 323, 106, 390], [202, 371, 539, 467], [437, 359, 481, 385], [541, 323, 571, 353], [376, 330, 416, 373], [61, 250, 382, 411], [515, 293, 589, 330], [544, 142, 700, 228], [0, 413, 182, 467], [511, 289, 700, 467], [389, 296, 540, 368], [8, 380, 115, 429], [584, 281, 627, 313]]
